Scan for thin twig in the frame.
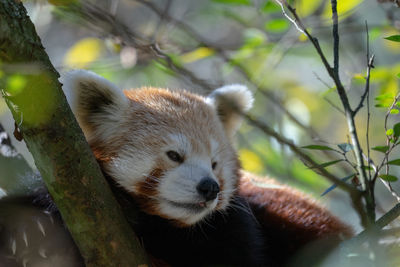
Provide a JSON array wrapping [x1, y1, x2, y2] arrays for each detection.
[[323, 97, 345, 115], [365, 21, 372, 183], [353, 55, 375, 115], [331, 0, 339, 77], [380, 179, 400, 202], [369, 94, 400, 202], [244, 114, 359, 194], [372, 94, 400, 183], [244, 113, 368, 224], [274, 0, 305, 33], [278, 0, 375, 225]]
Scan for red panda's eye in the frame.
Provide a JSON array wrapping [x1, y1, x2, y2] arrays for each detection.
[[212, 162, 217, 170], [166, 151, 183, 163]]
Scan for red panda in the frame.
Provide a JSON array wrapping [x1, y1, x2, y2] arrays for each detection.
[[0, 70, 352, 266]]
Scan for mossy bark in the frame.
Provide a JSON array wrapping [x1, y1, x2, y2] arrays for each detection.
[[0, 1, 149, 266]]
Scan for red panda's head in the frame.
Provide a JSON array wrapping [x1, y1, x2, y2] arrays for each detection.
[[62, 70, 253, 226]]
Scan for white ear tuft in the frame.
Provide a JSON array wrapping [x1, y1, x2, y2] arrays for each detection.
[[62, 70, 129, 140], [208, 84, 254, 112], [206, 84, 253, 138]]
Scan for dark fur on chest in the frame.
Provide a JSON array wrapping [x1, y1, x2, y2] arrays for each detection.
[[108, 177, 268, 267]]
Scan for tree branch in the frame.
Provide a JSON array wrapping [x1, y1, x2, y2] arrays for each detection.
[[331, 0, 339, 77], [0, 1, 149, 266], [277, 0, 376, 225], [353, 55, 375, 115], [244, 114, 358, 192]]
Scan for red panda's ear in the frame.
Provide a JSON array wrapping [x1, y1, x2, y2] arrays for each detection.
[[206, 84, 253, 138], [62, 70, 129, 140]]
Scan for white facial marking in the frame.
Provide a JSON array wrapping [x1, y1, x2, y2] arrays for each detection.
[[108, 147, 155, 192], [158, 148, 220, 224], [166, 134, 191, 155]]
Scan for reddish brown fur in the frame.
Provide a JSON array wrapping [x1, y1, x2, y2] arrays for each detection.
[[122, 87, 228, 155], [88, 85, 351, 249], [62, 71, 354, 266], [239, 171, 353, 253]]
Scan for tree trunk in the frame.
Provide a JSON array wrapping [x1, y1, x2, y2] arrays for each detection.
[[0, 1, 149, 266]]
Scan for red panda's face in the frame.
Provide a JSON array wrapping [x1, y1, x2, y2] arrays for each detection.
[[63, 70, 253, 226]]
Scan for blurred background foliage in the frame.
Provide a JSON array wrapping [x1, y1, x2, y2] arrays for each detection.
[[1, 0, 400, 264]]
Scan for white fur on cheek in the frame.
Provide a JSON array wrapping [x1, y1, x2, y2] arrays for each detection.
[[106, 148, 155, 192]]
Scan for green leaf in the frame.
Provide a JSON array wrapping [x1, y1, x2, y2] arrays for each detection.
[[243, 28, 266, 47], [363, 165, 373, 170], [384, 35, 400, 42], [371, 146, 389, 153], [311, 159, 343, 169], [390, 109, 399, 114], [261, 1, 280, 13], [321, 174, 355, 196], [302, 145, 335, 151], [375, 93, 394, 101], [397, 73, 400, 79], [265, 19, 290, 33], [212, 0, 250, 4], [388, 159, 400, 166], [375, 103, 391, 108], [394, 123, 400, 137], [386, 129, 394, 136], [379, 174, 398, 182], [338, 143, 353, 153], [393, 125, 400, 138]]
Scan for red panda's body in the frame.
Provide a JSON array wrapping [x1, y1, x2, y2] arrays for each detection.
[[0, 70, 351, 266]]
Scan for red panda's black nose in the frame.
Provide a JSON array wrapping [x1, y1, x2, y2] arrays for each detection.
[[196, 178, 220, 201]]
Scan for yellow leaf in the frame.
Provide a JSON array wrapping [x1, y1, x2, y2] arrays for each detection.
[[296, 0, 323, 17], [181, 47, 214, 63], [298, 33, 308, 42], [381, 78, 398, 99], [64, 38, 104, 68], [322, 0, 364, 20], [239, 149, 264, 173]]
